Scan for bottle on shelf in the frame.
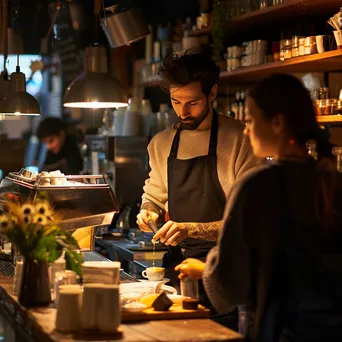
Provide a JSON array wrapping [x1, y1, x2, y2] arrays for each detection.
[[122, 97, 141, 137], [141, 99, 153, 136], [231, 91, 240, 119], [238, 91, 246, 123]]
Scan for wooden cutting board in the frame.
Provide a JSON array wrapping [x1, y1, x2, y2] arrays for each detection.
[[122, 304, 210, 322]]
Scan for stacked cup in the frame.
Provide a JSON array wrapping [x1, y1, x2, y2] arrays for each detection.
[[80, 261, 121, 334]]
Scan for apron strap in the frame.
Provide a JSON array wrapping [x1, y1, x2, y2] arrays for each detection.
[[169, 110, 219, 158], [208, 110, 219, 156], [169, 129, 181, 158]]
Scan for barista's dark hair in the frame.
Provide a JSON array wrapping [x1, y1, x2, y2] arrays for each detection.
[[249, 73, 336, 231], [37, 117, 67, 139], [158, 49, 220, 97]]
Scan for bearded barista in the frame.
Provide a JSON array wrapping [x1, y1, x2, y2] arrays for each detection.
[[136, 51, 257, 328], [37, 117, 83, 175]]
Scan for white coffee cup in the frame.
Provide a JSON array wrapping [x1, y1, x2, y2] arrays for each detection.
[[142, 266, 165, 281], [97, 284, 121, 333], [81, 284, 100, 330], [334, 31, 342, 48], [56, 286, 83, 332]]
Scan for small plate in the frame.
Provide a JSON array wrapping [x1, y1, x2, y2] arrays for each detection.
[[123, 302, 147, 313], [139, 278, 170, 283]]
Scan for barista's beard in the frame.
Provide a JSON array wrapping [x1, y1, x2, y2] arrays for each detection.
[[179, 101, 210, 130]]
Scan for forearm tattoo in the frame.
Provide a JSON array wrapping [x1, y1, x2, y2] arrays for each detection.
[[141, 201, 162, 216], [187, 221, 223, 241]]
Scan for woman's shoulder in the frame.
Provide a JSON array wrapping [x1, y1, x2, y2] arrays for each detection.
[[235, 163, 278, 188], [225, 164, 277, 206]]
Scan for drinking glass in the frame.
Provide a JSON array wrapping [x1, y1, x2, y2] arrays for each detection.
[[180, 277, 199, 298]]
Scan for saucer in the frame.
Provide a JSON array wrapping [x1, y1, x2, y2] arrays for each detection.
[[139, 278, 170, 283]]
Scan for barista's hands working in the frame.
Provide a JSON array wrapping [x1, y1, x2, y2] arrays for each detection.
[[175, 258, 205, 279], [137, 210, 159, 233], [153, 220, 189, 246]]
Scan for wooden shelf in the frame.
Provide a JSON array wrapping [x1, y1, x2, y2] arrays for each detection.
[[317, 115, 342, 124], [138, 51, 342, 88], [219, 50, 342, 84], [231, 0, 341, 29]]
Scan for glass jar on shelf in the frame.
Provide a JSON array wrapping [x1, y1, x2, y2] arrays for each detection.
[[283, 39, 292, 60], [316, 99, 326, 115], [325, 99, 337, 115], [291, 36, 300, 57], [334, 100, 342, 115], [298, 37, 305, 56], [279, 39, 286, 61], [304, 36, 317, 55]]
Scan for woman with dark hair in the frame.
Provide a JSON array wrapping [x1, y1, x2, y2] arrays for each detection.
[[175, 74, 342, 341]]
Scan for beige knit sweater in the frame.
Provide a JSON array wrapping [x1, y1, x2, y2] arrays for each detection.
[[142, 114, 257, 216]]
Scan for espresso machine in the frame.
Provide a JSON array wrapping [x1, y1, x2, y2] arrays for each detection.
[[0, 169, 122, 276]]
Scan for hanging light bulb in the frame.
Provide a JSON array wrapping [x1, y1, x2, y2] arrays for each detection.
[[63, 44, 127, 109], [0, 67, 41, 116], [0, 0, 41, 116]]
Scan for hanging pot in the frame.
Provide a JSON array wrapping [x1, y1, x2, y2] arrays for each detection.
[[18, 259, 51, 308], [101, 6, 150, 48]]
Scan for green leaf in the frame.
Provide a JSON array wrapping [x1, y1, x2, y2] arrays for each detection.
[[64, 249, 83, 277]]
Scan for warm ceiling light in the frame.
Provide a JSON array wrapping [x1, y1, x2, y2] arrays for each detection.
[[0, 69, 40, 116], [63, 45, 128, 109]]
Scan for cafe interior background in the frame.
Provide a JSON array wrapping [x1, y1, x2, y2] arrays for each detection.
[[1, 0, 342, 279]]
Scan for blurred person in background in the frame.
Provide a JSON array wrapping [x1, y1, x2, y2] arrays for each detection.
[[176, 74, 342, 341], [37, 117, 83, 174]]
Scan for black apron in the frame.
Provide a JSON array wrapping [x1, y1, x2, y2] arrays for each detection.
[[163, 110, 226, 297]]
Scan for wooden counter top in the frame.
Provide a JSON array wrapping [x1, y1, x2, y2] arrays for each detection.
[[0, 274, 243, 342]]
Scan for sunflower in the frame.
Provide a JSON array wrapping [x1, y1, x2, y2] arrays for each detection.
[[33, 215, 47, 225], [23, 215, 32, 224], [21, 204, 36, 217], [34, 201, 51, 216], [0, 215, 10, 232]]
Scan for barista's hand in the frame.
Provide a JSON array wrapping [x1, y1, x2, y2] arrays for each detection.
[[136, 210, 159, 233], [153, 220, 189, 246], [175, 258, 205, 279]]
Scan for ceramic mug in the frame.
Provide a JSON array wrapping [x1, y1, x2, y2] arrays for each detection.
[[142, 267, 165, 281]]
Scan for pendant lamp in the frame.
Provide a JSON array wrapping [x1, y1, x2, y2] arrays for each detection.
[[0, 0, 40, 116], [0, 66, 41, 116], [63, 44, 128, 109]]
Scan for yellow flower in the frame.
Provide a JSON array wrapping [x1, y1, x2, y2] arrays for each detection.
[[33, 215, 47, 225], [23, 215, 32, 224], [11, 216, 18, 225], [21, 204, 36, 217], [0, 215, 10, 232], [34, 201, 52, 216]]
